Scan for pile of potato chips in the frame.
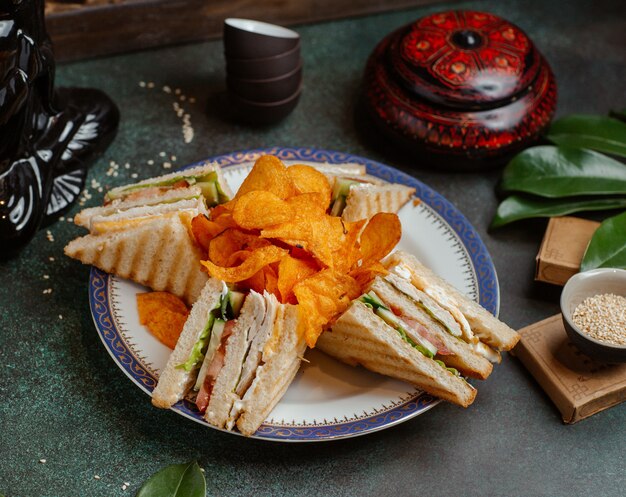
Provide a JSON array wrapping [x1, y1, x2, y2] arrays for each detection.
[[191, 155, 401, 347]]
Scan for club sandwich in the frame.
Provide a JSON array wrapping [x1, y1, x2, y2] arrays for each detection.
[[152, 279, 305, 436]]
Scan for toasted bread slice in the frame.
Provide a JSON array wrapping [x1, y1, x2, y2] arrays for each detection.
[[105, 161, 232, 203], [74, 186, 204, 229], [204, 292, 266, 429], [236, 305, 305, 436], [151, 278, 226, 408], [383, 251, 520, 351], [370, 277, 493, 380], [318, 301, 476, 407], [341, 183, 416, 222], [64, 212, 208, 305]]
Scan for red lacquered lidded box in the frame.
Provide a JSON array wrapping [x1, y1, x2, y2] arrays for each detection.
[[363, 10, 557, 171]]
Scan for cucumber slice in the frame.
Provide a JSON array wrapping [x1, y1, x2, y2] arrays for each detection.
[[197, 181, 220, 206], [330, 196, 347, 217], [194, 319, 227, 391], [332, 178, 356, 201], [176, 313, 215, 371], [229, 291, 245, 317], [361, 291, 386, 310], [376, 307, 438, 358]]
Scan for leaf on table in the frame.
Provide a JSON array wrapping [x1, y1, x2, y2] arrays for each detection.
[[580, 211, 626, 271], [500, 146, 626, 198], [547, 114, 626, 158], [490, 195, 626, 229], [135, 461, 206, 497]]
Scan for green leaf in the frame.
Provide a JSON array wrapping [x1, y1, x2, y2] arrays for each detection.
[[490, 195, 626, 229], [500, 146, 626, 198], [580, 211, 626, 271], [547, 115, 626, 157], [136, 461, 206, 497]]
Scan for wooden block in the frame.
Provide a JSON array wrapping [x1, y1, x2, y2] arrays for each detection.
[[515, 314, 626, 424], [535, 216, 600, 286]]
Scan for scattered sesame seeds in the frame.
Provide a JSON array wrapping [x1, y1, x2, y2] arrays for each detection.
[[46, 230, 54, 242], [572, 293, 626, 346], [43, 274, 49, 280], [43, 288, 52, 295], [59, 216, 65, 221], [122, 484, 128, 491], [124, 163, 131, 169], [171, 155, 177, 161], [131, 173, 138, 179], [138, 81, 146, 88], [147, 159, 154, 165], [94, 475, 101, 480], [39, 459, 46, 464], [49, 256, 55, 262], [159, 151, 166, 157], [58, 314, 63, 320], [163, 85, 172, 94], [163, 162, 172, 169], [67, 217, 73, 223]]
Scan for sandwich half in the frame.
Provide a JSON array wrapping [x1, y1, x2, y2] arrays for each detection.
[[317, 294, 477, 407], [64, 209, 208, 304], [383, 251, 520, 352], [104, 161, 232, 206], [329, 176, 416, 222], [152, 281, 305, 436]]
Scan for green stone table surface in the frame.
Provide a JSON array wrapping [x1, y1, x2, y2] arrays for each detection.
[[1, 1, 625, 496]]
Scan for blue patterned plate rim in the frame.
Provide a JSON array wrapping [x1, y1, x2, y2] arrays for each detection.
[[88, 146, 499, 442]]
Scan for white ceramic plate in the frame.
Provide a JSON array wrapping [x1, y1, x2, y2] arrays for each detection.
[[89, 147, 499, 442]]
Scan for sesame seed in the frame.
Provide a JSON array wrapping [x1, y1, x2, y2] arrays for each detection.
[[147, 160, 154, 165], [122, 484, 127, 491], [171, 155, 177, 161], [131, 173, 138, 179], [572, 293, 626, 346], [94, 475, 101, 480], [43, 288, 52, 294], [67, 217, 73, 223], [138, 81, 146, 88], [163, 162, 172, 169], [124, 163, 130, 169], [175, 88, 181, 95], [179, 95, 186, 101], [46, 230, 54, 242], [159, 151, 166, 157], [39, 459, 46, 464], [49, 257, 55, 262], [59, 216, 65, 221], [189, 97, 196, 104], [43, 274, 49, 279], [58, 315, 63, 320], [147, 82, 155, 89], [163, 85, 172, 93]]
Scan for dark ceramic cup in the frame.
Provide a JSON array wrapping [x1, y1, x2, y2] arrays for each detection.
[[226, 43, 301, 79], [224, 18, 300, 59], [227, 63, 302, 103], [229, 85, 302, 125]]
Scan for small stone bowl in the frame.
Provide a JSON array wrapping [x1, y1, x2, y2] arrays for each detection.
[[560, 268, 626, 363], [225, 43, 301, 79], [224, 18, 300, 59]]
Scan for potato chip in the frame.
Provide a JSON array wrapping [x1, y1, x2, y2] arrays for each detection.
[[233, 191, 294, 229], [358, 213, 401, 268], [208, 229, 269, 267], [277, 255, 319, 303], [287, 165, 332, 207], [136, 292, 189, 349], [191, 214, 225, 254], [235, 155, 296, 200], [202, 245, 288, 282], [350, 261, 387, 289], [293, 269, 361, 347]]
